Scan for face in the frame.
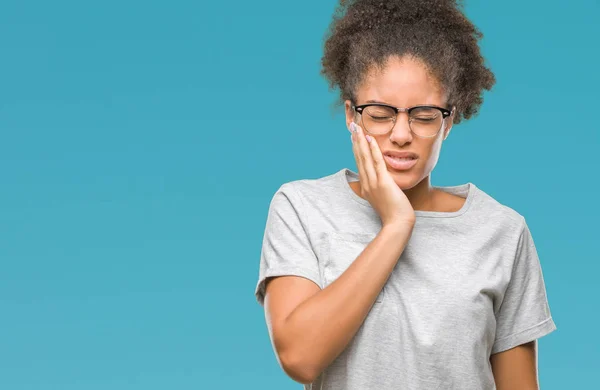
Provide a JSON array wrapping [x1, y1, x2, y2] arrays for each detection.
[[345, 55, 455, 190]]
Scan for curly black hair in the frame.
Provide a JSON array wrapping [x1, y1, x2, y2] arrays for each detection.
[[320, 0, 495, 124]]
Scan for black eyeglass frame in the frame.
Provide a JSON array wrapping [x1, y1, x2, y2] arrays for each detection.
[[351, 102, 454, 137]]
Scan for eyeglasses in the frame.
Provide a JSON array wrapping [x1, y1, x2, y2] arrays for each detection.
[[352, 103, 453, 138]]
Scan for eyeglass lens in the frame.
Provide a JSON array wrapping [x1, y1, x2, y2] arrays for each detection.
[[361, 106, 443, 137]]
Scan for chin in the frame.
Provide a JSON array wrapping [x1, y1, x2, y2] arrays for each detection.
[[387, 169, 420, 190]]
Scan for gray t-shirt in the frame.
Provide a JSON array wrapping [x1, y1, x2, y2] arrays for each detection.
[[255, 168, 557, 390]]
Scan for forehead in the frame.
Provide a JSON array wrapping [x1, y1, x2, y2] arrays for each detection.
[[356, 55, 447, 106]]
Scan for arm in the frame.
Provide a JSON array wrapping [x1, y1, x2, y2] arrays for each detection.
[[264, 222, 413, 384], [489, 218, 556, 389], [491, 340, 539, 390]]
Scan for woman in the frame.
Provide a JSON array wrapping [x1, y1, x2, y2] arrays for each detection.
[[254, 0, 557, 389]]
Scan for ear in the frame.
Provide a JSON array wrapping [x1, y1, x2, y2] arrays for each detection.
[[443, 106, 456, 141], [345, 100, 355, 131]]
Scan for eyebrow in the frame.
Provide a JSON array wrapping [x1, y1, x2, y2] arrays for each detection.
[[364, 100, 446, 108], [365, 99, 390, 104]]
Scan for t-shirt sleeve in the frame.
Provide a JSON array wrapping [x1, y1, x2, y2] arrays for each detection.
[[491, 217, 557, 354], [254, 182, 322, 306]]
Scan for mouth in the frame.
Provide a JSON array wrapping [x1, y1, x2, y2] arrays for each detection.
[[383, 153, 418, 171]]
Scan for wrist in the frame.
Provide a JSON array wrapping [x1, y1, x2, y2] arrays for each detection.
[[381, 219, 415, 234]]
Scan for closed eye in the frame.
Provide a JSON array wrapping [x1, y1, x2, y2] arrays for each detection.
[[368, 114, 394, 121]]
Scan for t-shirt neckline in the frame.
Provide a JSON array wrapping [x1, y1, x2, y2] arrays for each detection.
[[338, 168, 476, 218]]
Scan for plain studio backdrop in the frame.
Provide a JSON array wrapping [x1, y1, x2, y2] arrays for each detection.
[[0, 0, 598, 389]]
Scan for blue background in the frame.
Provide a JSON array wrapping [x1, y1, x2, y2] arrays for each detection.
[[0, 0, 597, 388]]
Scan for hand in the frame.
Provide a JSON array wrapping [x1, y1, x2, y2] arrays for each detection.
[[350, 122, 416, 227]]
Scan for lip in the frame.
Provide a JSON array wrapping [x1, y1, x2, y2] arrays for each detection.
[[382, 150, 419, 159], [382, 150, 419, 171]]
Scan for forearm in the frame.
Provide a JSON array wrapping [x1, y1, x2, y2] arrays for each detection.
[[491, 341, 539, 390], [275, 223, 414, 382]]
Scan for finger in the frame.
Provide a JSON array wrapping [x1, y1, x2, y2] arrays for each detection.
[[347, 121, 355, 134], [355, 124, 377, 185], [368, 135, 387, 177]]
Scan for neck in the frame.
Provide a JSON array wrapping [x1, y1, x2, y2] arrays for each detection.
[[400, 176, 437, 212], [349, 174, 439, 212]]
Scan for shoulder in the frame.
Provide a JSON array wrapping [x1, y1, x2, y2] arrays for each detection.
[[271, 168, 346, 204], [470, 183, 527, 233]]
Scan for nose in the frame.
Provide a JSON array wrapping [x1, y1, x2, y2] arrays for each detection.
[[388, 113, 413, 145]]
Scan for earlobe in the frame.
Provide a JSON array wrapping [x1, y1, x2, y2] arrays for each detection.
[[445, 124, 453, 139], [443, 124, 452, 141], [443, 107, 456, 140]]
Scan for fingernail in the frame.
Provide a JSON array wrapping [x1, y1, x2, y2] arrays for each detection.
[[350, 122, 356, 132], [366, 135, 372, 143]]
